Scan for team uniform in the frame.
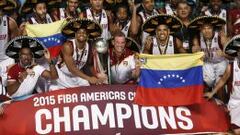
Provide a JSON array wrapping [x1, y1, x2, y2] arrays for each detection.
[[7, 64, 46, 98], [50, 39, 92, 90], [138, 9, 159, 48], [28, 13, 53, 24], [0, 16, 15, 98], [53, 8, 80, 20], [228, 8, 240, 36], [110, 48, 136, 84], [150, 36, 175, 55], [200, 32, 228, 87], [114, 19, 131, 37], [228, 58, 240, 128], [0, 15, 14, 63], [164, 3, 176, 15], [204, 9, 227, 33], [84, 8, 110, 40]]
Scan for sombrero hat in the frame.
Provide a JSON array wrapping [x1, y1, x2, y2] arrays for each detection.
[[5, 36, 45, 59], [62, 18, 102, 39], [108, 37, 141, 53], [142, 14, 183, 35], [188, 16, 226, 30], [224, 35, 240, 57], [47, 0, 62, 6], [47, 0, 63, 9], [0, 0, 17, 12]]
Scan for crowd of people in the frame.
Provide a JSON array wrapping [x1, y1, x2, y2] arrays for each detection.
[[1, 0, 240, 134]]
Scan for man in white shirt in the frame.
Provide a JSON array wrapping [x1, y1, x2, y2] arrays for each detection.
[[5, 36, 58, 99]]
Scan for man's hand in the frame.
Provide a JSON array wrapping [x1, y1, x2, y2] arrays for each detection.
[[128, 0, 141, 11], [145, 36, 153, 50], [44, 49, 51, 62], [18, 71, 28, 83], [204, 92, 215, 100], [88, 76, 105, 85]]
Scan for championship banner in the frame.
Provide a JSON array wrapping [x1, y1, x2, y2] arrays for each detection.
[[0, 85, 230, 134]]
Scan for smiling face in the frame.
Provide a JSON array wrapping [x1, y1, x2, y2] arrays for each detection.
[[19, 48, 33, 68], [142, 0, 155, 13], [75, 28, 88, 42], [113, 36, 126, 55], [176, 2, 191, 19], [67, 0, 79, 12], [116, 7, 128, 21], [156, 24, 170, 42]]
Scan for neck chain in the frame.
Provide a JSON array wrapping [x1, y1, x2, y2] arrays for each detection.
[[34, 13, 47, 24], [156, 36, 169, 55], [204, 38, 213, 58], [90, 8, 102, 24], [75, 40, 86, 65]]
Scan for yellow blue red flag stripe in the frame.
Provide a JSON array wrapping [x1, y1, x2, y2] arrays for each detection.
[[134, 52, 204, 106], [26, 20, 67, 58]]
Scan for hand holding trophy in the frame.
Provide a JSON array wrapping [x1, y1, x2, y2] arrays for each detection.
[[93, 38, 110, 84]]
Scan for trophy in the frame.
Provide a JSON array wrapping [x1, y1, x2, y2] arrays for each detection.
[[93, 38, 111, 84]]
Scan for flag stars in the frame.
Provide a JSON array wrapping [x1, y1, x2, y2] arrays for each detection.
[[158, 74, 186, 85], [43, 37, 61, 44]]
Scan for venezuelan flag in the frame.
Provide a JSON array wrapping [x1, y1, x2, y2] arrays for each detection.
[[134, 52, 204, 106], [26, 20, 67, 58]]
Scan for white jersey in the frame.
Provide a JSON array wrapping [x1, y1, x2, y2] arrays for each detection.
[[49, 39, 90, 90], [229, 59, 240, 109], [86, 8, 110, 40], [0, 15, 9, 62], [200, 32, 225, 63], [152, 36, 174, 55], [111, 55, 135, 84], [228, 58, 240, 127], [139, 9, 159, 49], [0, 56, 15, 97], [118, 20, 131, 37], [59, 39, 89, 76], [30, 13, 53, 24], [165, 3, 175, 15], [11, 65, 45, 98], [204, 9, 227, 33], [59, 8, 66, 20]]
